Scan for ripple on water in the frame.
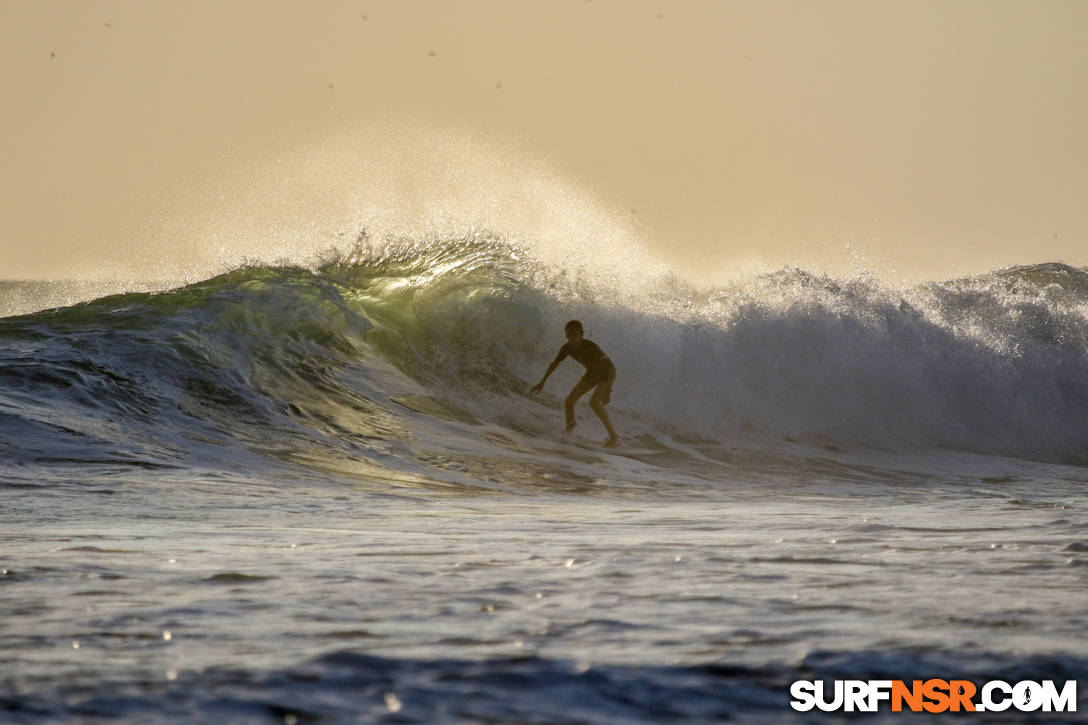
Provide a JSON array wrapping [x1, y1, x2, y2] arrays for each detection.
[[201, 572, 278, 584]]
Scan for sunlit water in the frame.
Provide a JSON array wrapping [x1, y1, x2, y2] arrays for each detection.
[[4, 456, 1085, 722], [2, 243, 1087, 721]]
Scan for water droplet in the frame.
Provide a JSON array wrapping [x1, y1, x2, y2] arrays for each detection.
[[71, 640, 80, 649], [564, 558, 575, 568], [384, 692, 402, 712], [166, 669, 178, 681], [163, 630, 172, 641], [284, 714, 298, 725]]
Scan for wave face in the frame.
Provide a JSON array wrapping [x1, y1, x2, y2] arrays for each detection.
[[3, 238, 1088, 486]]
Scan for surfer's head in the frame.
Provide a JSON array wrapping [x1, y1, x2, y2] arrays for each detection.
[[564, 319, 584, 345]]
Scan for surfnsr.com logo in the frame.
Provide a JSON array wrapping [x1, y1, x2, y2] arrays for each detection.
[[790, 679, 1078, 713]]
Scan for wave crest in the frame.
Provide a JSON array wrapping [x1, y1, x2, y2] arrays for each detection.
[[3, 237, 1087, 479]]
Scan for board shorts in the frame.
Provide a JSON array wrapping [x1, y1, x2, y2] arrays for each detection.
[[581, 357, 615, 389]]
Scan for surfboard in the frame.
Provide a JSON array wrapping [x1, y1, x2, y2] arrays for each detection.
[[561, 437, 659, 456]]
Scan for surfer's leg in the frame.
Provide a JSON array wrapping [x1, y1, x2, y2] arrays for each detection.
[[590, 383, 618, 444], [565, 380, 593, 432]]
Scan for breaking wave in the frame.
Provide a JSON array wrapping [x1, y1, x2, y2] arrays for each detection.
[[3, 236, 1087, 488]]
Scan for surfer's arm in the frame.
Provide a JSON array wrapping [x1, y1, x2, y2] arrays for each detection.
[[530, 346, 567, 393]]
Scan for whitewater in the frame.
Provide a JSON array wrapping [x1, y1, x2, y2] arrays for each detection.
[[2, 235, 1086, 722]]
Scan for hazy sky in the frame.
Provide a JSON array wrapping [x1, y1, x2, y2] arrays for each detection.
[[3, 0, 1086, 281]]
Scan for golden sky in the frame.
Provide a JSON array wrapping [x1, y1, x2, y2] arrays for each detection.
[[2, 0, 1086, 281]]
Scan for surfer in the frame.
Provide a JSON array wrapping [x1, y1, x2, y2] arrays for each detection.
[[530, 320, 619, 447]]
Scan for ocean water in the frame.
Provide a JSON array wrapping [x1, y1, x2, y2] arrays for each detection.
[[1, 237, 1086, 722]]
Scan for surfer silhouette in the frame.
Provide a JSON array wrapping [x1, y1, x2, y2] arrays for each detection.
[[530, 320, 619, 447]]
